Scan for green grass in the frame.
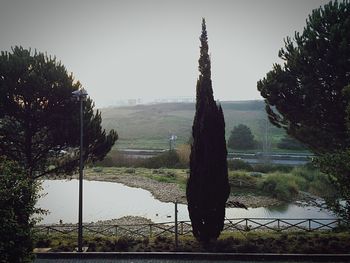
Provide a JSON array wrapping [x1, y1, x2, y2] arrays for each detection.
[[228, 166, 334, 201], [86, 167, 189, 190], [100, 101, 288, 150], [87, 165, 334, 202], [258, 173, 303, 201], [34, 230, 350, 253]]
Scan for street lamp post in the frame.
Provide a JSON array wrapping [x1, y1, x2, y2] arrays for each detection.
[[72, 88, 88, 252]]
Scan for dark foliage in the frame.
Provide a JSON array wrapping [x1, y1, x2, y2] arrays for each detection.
[[253, 163, 293, 173], [257, 1, 350, 155], [35, 231, 350, 254], [227, 124, 257, 150], [186, 19, 230, 242], [257, 1, 350, 222], [0, 47, 118, 178], [277, 136, 306, 150], [96, 150, 185, 169], [0, 158, 40, 262], [142, 150, 183, 169], [227, 159, 253, 171], [316, 151, 350, 223]]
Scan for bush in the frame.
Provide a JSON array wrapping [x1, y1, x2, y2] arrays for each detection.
[[277, 136, 306, 150], [227, 159, 253, 171], [228, 171, 258, 189], [124, 168, 136, 174], [115, 237, 133, 251], [176, 144, 190, 167], [93, 167, 103, 173], [228, 124, 258, 150], [98, 150, 186, 169], [0, 159, 40, 263], [258, 173, 304, 200], [291, 166, 335, 198], [142, 150, 183, 169], [253, 163, 293, 173], [96, 150, 144, 167]]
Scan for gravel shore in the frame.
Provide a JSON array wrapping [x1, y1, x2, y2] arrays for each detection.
[[81, 172, 282, 208], [92, 216, 154, 225]]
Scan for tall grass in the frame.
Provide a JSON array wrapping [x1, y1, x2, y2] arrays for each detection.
[[226, 164, 335, 201], [258, 173, 305, 200], [256, 166, 334, 200], [291, 166, 336, 197]]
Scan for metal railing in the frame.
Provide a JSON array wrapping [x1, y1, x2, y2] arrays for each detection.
[[33, 218, 344, 238]]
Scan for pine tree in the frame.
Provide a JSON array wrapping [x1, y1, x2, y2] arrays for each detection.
[[228, 124, 257, 150], [0, 47, 118, 179], [257, 1, 350, 154], [186, 18, 230, 242]]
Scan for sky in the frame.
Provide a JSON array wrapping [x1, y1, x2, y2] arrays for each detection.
[[0, 0, 330, 108]]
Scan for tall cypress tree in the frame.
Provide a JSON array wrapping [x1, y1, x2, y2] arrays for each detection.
[[186, 18, 230, 242]]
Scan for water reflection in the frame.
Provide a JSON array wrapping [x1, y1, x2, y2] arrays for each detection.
[[36, 180, 334, 225], [265, 203, 289, 213]]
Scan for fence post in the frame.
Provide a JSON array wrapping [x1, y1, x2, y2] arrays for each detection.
[[149, 224, 152, 238], [277, 219, 280, 231], [174, 200, 178, 250], [115, 225, 118, 238], [308, 219, 312, 231], [180, 221, 184, 235]]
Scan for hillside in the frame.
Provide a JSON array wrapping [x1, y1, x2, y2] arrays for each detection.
[[100, 100, 285, 149]]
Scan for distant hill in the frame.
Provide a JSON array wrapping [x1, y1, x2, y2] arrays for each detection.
[[100, 100, 285, 149]]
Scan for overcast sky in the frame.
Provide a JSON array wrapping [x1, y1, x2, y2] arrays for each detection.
[[0, 0, 330, 108]]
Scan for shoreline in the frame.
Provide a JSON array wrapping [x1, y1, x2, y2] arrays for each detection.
[[65, 172, 283, 208]]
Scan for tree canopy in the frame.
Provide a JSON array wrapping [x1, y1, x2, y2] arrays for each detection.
[[257, 1, 350, 221], [257, 1, 350, 155], [0, 47, 118, 178], [277, 136, 305, 150], [186, 19, 230, 242], [228, 124, 257, 150]]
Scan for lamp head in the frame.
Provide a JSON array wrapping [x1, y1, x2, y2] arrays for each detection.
[[72, 88, 88, 101]]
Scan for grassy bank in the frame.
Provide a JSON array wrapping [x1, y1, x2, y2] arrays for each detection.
[[85, 167, 189, 190], [34, 230, 350, 253], [228, 166, 334, 201], [84, 164, 334, 204], [100, 101, 286, 150]]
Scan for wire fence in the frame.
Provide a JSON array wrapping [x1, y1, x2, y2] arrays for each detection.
[[33, 217, 344, 238]]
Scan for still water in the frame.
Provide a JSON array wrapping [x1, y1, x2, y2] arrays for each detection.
[[36, 180, 334, 225]]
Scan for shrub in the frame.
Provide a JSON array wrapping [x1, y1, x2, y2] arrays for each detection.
[[115, 237, 132, 251], [290, 166, 336, 197], [253, 163, 293, 173], [258, 173, 304, 200], [124, 168, 135, 174], [142, 150, 182, 169], [96, 150, 144, 167], [176, 144, 190, 167], [93, 167, 103, 173], [277, 136, 306, 150], [0, 159, 40, 263], [228, 171, 257, 189], [152, 169, 164, 174], [227, 159, 253, 171]]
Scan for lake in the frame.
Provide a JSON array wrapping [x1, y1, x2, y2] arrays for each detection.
[[36, 180, 334, 225]]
